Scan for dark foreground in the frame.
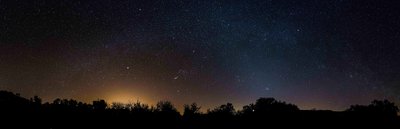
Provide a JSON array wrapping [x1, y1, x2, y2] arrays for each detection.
[[1, 90, 398, 128]]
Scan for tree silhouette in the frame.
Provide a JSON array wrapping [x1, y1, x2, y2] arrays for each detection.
[[370, 100, 399, 115], [208, 103, 235, 117], [241, 103, 256, 115], [155, 100, 180, 119], [111, 102, 125, 110], [156, 101, 177, 113], [347, 99, 399, 116], [240, 97, 299, 115], [30, 96, 42, 105], [93, 99, 107, 111], [130, 101, 153, 113], [0, 90, 399, 128], [183, 103, 201, 118]]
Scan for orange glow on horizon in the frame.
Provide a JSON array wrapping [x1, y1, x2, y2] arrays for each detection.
[[100, 83, 156, 105]]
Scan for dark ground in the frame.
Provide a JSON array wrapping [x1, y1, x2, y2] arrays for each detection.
[[0, 90, 398, 128]]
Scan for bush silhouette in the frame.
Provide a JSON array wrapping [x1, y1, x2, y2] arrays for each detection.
[[0, 90, 398, 128], [347, 99, 399, 116]]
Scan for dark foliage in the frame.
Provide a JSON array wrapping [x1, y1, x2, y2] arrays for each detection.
[[183, 103, 201, 118], [0, 90, 398, 128], [240, 97, 299, 115], [347, 99, 399, 116]]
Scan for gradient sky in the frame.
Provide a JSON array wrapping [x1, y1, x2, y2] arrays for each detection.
[[1, 0, 400, 111]]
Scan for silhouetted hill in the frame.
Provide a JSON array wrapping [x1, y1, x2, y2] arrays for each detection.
[[0, 90, 398, 128]]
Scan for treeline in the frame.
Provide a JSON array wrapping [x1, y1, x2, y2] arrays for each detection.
[[0, 90, 398, 128]]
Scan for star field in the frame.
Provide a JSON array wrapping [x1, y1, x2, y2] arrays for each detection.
[[1, 0, 400, 111]]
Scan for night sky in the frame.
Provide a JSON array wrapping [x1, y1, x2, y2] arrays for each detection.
[[1, 0, 400, 111]]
